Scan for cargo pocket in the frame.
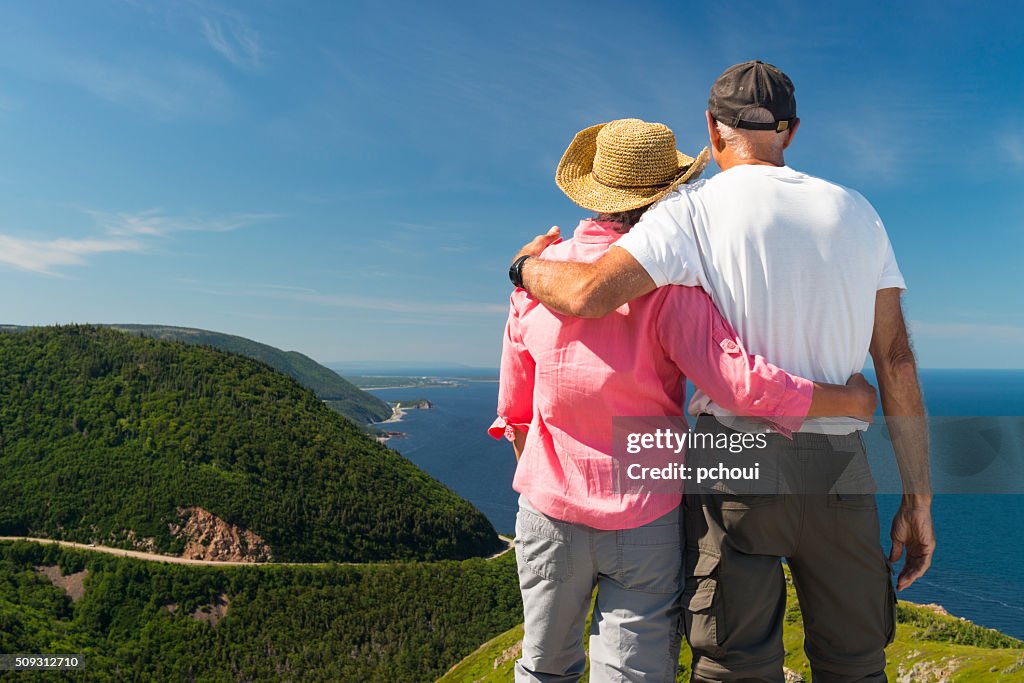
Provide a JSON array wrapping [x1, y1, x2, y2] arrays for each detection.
[[718, 492, 781, 510], [828, 492, 878, 509], [515, 507, 572, 583], [682, 549, 724, 658], [884, 561, 897, 645], [827, 439, 876, 509]]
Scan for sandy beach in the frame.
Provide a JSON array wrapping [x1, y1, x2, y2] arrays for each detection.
[[379, 403, 406, 424]]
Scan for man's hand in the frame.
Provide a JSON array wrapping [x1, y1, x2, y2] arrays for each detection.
[[508, 236, 656, 318], [846, 372, 878, 422], [889, 499, 935, 590], [513, 226, 561, 263], [870, 287, 933, 589]]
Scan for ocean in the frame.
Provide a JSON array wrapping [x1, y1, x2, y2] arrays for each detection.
[[369, 369, 1024, 640]]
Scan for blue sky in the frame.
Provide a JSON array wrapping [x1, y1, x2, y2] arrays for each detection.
[[0, 1, 1021, 368]]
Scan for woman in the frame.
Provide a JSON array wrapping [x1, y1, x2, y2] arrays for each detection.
[[490, 118, 876, 682]]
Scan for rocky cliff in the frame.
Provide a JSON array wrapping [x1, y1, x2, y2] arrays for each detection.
[[169, 506, 273, 562]]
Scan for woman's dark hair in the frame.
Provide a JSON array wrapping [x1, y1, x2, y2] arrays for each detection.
[[594, 203, 655, 232]]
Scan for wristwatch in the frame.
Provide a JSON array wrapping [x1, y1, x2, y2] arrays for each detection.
[[509, 255, 530, 289]]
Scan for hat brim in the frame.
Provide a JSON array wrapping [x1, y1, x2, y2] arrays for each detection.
[[555, 123, 710, 214]]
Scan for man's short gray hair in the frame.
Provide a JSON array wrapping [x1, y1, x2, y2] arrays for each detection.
[[715, 107, 788, 163]]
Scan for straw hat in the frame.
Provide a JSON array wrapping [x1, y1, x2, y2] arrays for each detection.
[[555, 118, 710, 213]]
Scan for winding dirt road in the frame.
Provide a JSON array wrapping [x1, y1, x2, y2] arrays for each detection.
[[0, 534, 514, 567]]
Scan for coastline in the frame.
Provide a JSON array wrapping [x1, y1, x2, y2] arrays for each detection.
[[373, 402, 409, 444], [357, 382, 464, 391], [379, 403, 407, 424], [369, 398, 436, 443]]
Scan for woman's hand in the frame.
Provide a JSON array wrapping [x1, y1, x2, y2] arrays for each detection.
[[512, 429, 527, 462], [806, 373, 877, 420], [845, 372, 878, 422]]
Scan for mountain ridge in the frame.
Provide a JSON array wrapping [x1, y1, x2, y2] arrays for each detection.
[[0, 325, 502, 562], [1, 323, 392, 425]]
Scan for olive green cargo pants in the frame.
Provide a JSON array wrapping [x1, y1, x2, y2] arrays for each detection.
[[682, 416, 897, 683]]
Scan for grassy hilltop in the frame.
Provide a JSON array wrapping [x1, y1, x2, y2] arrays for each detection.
[[0, 325, 501, 562], [440, 567, 1024, 683]]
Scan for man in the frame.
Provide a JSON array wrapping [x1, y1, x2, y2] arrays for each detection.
[[508, 61, 934, 682]]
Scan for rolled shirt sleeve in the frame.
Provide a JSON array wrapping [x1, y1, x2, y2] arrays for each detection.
[[654, 286, 813, 436], [488, 293, 536, 441]]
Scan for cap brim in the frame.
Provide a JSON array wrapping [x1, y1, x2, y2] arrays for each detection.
[[556, 124, 710, 213]]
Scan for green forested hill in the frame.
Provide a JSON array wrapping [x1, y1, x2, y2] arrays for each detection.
[[1, 323, 391, 424], [0, 325, 501, 562], [107, 324, 391, 424], [0, 541, 522, 682]]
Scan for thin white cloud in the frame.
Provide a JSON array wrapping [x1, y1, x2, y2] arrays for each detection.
[[12, 1, 260, 117], [114, 0, 263, 70], [228, 311, 337, 322], [284, 289, 507, 315], [57, 55, 233, 118], [82, 208, 280, 237], [833, 114, 904, 183], [0, 209, 277, 276], [0, 17, 234, 120], [0, 235, 144, 276], [808, 76, 981, 185], [177, 279, 507, 316], [198, 12, 262, 69]]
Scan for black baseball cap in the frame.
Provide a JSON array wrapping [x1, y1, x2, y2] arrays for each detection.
[[708, 60, 797, 133]]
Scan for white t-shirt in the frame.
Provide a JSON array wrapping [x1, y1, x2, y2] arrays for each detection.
[[616, 164, 905, 434]]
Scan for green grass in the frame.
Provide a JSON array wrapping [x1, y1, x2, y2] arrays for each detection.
[[441, 567, 1023, 682]]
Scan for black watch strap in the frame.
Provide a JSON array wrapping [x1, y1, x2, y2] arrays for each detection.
[[509, 255, 531, 289]]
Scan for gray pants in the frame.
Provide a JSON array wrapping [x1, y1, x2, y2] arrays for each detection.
[[683, 416, 897, 683], [514, 495, 685, 683]]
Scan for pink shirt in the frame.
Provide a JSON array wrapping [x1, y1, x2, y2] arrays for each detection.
[[489, 220, 814, 530]]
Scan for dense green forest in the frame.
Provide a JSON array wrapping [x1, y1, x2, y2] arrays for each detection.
[[0, 325, 502, 561], [0, 541, 522, 682], [107, 325, 392, 424], [1, 324, 391, 425]]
